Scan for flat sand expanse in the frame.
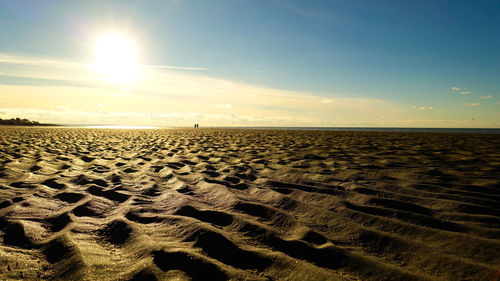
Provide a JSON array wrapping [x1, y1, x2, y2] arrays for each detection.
[[0, 128, 499, 280]]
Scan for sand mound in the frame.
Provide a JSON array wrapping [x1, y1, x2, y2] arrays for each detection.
[[0, 127, 499, 280]]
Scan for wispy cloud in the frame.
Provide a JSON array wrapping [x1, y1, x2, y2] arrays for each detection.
[[0, 54, 96, 84], [464, 102, 480, 107], [480, 95, 492, 99], [0, 53, 413, 126], [1, 52, 498, 127], [460, 91, 470, 95], [451, 86, 461, 91], [145, 65, 209, 71]]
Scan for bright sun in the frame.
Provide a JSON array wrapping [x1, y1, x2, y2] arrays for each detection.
[[94, 34, 140, 83]]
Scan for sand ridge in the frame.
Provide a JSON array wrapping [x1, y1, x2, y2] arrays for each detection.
[[0, 127, 499, 280]]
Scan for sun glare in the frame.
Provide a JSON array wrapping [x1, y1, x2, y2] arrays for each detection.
[[94, 34, 141, 83]]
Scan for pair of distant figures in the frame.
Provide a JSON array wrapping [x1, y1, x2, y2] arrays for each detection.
[[194, 123, 199, 128]]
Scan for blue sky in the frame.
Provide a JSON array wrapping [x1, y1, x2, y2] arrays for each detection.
[[0, 0, 499, 127]]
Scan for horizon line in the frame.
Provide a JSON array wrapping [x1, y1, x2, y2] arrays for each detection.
[[7, 124, 499, 131]]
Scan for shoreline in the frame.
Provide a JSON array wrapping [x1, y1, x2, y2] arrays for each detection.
[[6, 124, 500, 133]]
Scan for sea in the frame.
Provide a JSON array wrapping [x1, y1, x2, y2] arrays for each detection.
[[56, 125, 500, 134]]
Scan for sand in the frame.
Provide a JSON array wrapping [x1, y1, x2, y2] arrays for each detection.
[[0, 127, 499, 280]]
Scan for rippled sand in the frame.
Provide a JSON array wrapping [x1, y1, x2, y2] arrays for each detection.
[[0, 127, 499, 280]]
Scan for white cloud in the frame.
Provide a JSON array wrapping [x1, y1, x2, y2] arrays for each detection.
[[0, 107, 342, 127], [460, 91, 470, 95], [480, 95, 492, 99], [419, 106, 433, 111], [451, 86, 461, 91], [321, 99, 333, 103], [464, 102, 480, 107]]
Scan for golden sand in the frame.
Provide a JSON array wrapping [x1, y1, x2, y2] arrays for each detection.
[[0, 127, 499, 280]]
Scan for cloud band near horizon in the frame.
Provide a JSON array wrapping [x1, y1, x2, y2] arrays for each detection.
[[0, 53, 498, 127]]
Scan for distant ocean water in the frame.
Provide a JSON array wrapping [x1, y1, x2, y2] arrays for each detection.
[[229, 127, 500, 133], [58, 125, 500, 134]]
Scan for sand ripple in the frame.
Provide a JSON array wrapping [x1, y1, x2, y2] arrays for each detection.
[[0, 128, 499, 280]]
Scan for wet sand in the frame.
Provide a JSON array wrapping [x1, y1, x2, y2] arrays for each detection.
[[0, 127, 499, 280]]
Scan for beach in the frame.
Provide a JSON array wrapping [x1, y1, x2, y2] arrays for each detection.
[[0, 127, 499, 280]]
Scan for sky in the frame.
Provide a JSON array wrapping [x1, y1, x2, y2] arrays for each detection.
[[0, 0, 499, 127]]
